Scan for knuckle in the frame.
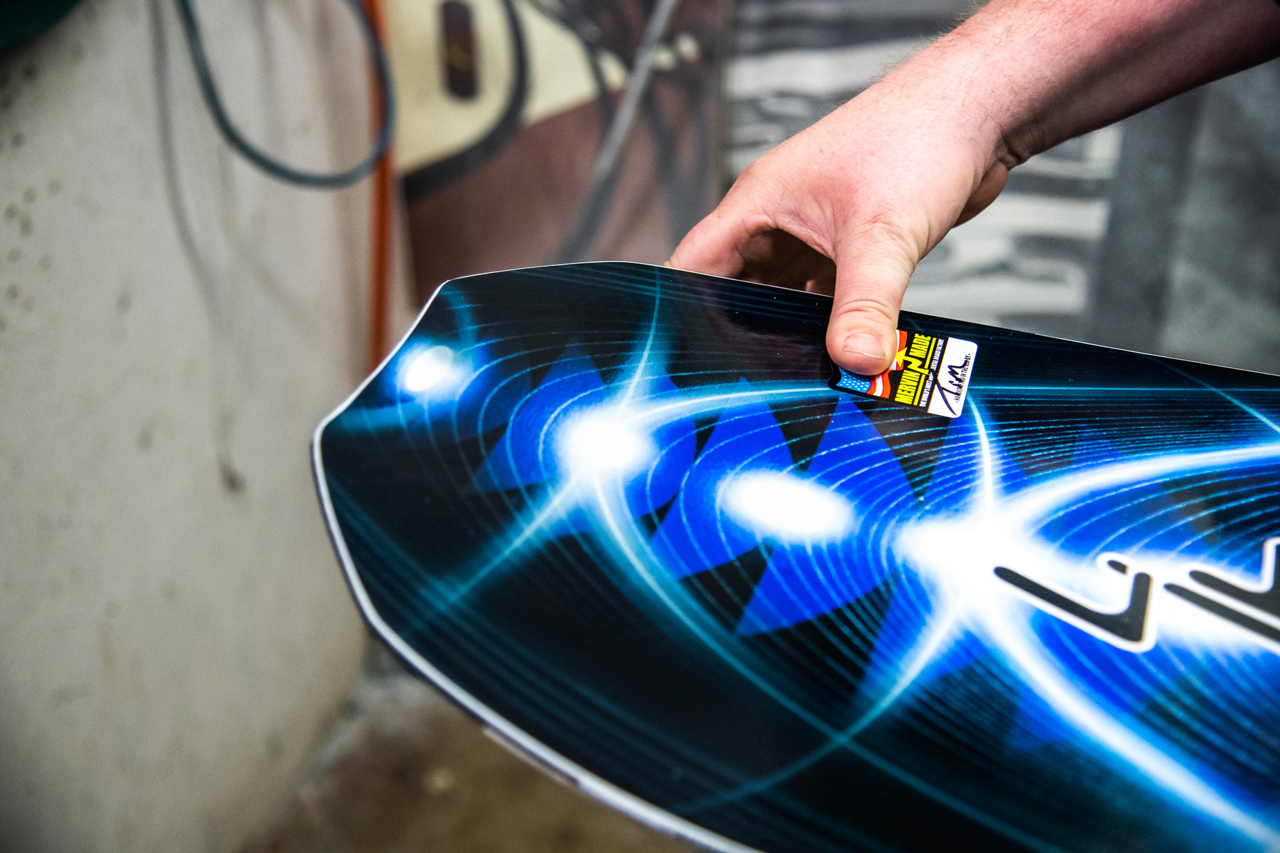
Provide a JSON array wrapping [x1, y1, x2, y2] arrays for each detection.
[[830, 296, 898, 328]]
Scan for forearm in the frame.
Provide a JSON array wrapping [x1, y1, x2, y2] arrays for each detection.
[[888, 0, 1280, 170], [671, 0, 1280, 376]]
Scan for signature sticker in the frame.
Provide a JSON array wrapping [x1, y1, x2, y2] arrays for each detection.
[[829, 329, 977, 418]]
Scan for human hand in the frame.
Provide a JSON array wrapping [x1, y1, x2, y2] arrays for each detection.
[[670, 74, 1009, 376], [669, 0, 1280, 376]]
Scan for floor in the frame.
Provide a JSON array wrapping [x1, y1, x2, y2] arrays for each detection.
[[246, 649, 695, 853]]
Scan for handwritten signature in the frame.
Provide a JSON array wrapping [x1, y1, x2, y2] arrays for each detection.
[[930, 356, 972, 415]]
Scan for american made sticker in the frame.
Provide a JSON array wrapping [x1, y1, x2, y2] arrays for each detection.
[[829, 329, 977, 418]]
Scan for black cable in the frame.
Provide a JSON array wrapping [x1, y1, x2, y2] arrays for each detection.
[[645, 42, 717, 244], [640, 89, 685, 244], [527, 0, 616, 134], [401, 0, 529, 200], [173, 0, 395, 189], [555, 0, 686, 262]]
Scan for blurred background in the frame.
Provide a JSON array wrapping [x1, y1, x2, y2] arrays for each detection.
[[1, 0, 1277, 851]]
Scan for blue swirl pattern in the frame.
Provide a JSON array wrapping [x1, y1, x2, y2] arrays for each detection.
[[317, 262, 1280, 853]]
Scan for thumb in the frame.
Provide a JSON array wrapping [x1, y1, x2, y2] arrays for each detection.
[[825, 229, 919, 375]]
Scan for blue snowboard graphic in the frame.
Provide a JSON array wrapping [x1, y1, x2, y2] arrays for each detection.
[[315, 262, 1280, 853]]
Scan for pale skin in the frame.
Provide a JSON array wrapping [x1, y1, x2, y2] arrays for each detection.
[[669, 0, 1280, 376]]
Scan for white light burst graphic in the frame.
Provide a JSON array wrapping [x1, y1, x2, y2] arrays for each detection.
[[720, 470, 855, 543]]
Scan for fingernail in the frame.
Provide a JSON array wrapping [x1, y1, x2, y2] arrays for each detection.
[[841, 333, 885, 361]]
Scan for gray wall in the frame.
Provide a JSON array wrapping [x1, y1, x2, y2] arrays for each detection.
[[728, 0, 1280, 369], [0, 1, 376, 850]]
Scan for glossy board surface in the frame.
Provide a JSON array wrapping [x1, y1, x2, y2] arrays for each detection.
[[315, 262, 1280, 853]]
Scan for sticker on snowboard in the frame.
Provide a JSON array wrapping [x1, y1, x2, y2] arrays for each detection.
[[829, 329, 978, 417]]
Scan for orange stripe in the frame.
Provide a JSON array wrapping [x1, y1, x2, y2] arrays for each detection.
[[365, 0, 394, 373]]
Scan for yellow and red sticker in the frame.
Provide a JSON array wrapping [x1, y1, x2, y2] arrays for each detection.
[[830, 329, 977, 418]]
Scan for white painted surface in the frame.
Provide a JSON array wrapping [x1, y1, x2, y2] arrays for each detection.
[[386, 0, 629, 173], [0, 1, 373, 850], [949, 194, 1109, 242], [903, 191, 1110, 323], [728, 38, 923, 99]]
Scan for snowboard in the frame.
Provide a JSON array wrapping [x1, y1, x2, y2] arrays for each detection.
[[313, 261, 1280, 853]]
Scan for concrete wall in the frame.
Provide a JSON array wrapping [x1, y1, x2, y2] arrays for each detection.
[[0, 1, 377, 850]]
